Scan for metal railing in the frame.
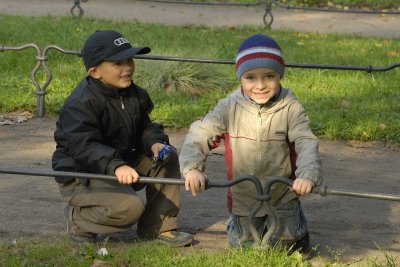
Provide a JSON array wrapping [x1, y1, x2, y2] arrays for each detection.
[[0, 44, 79, 118], [1, 43, 400, 118], [70, 0, 400, 28], [0, 167, 399, 249]]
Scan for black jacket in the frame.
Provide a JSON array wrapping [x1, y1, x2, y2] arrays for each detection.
[[52, 76, 168, 183]]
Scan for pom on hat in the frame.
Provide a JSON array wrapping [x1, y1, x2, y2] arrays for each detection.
[[235, 34, 285, 79]]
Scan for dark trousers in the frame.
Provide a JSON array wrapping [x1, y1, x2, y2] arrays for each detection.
[[227, 198, 308, 247], [58, 151, 181, 237]]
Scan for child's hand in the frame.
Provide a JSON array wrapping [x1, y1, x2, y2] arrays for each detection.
[[292, 178, 314, 196], [151, 143, 165, 158], [115, 165, 140, 184], [184, 169, 207, 196]]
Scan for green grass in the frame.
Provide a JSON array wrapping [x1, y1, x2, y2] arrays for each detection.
[[1, 238, 397, 266], [0, 239, 306, 267], [0, 15, 399, 144]]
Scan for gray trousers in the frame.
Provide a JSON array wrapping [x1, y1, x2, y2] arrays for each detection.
[[58, 151, 181, 238], [227, 198, 308, 247]]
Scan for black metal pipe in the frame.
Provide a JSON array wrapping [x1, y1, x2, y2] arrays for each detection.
[[0, 167, 266, 246], [1, 167, 399, 202], [133, 54, 400, 72], [0, 167, 184, 185], [0, 167, 265, 191], [1, 167, 400, 249]]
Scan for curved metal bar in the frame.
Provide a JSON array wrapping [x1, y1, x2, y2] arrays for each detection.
[[259, 177, 400, 248], [272, 0, 400, 15], [263, 1, 274, 28], [0, 43, 40, 53], [0, 44, 44, 117], [0, 167, 264, 195], [134, 54, 400, 72], [71, 0, 84, 18], [36, 45, 81, 117], [1, 43, 400, 117], [0, 167, 265, 244], [205, 175, 266, 244], [43, 45, 81, 56], [259, 176, 293, 249], [1, 167, 399, 249]]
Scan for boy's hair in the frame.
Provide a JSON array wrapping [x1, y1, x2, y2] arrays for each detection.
[[235, 34, 285, 79], [82, 30, 151, 70]]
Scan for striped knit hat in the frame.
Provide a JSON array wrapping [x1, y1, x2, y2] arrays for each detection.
[[235, 34, 285, 79]]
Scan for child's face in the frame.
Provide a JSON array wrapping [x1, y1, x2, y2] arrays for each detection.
[[89, 58, 135, 89], [240, 67, 281, 105]]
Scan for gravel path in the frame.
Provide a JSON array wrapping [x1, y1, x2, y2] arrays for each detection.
[[0, 0, 399, 37]]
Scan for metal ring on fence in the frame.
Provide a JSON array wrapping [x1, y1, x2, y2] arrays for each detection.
[[71, 0, 84, 18], [263, 2, 274, 28]]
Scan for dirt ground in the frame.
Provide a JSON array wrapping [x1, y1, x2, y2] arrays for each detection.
[[0, 112, 399, 265]]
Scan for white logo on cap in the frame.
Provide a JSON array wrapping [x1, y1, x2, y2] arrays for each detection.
[[114, 37, 130, 46]]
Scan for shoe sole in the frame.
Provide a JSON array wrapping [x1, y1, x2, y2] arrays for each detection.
[[64, 205, 96, 245], [156, 234, 194, 247]]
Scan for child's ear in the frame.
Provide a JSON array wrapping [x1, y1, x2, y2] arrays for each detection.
[[87, 67, 101, 79]]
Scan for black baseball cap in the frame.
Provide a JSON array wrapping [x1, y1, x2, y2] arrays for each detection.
[[81, 30, 151, 70]]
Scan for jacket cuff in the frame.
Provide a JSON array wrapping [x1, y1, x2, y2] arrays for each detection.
[[295, 170, 322, 186], [107, 159, 128, 175], [181, 163, 205, 177]]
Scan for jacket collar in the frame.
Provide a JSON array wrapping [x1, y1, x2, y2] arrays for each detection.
[[87, 76, 133, 98], [235, 87, 296, 113]]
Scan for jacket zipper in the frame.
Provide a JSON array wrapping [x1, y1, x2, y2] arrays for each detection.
[[257, 109, 262, 125], [120, 95, 125, 109], [257, 108, 262, 174]]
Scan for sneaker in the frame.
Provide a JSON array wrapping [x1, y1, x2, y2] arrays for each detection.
[[156, 230, 194, 247], [288, 232, 310, 253], [64, 205, 96, 245]]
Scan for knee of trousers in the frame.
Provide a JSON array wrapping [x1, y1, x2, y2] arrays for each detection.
[[107, 195, 145, 226], [154, 150, 180, 178], [164, 150, 179, 167], [269, 199, 308, 242]]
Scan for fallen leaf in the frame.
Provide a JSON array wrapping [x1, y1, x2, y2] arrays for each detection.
[[0, 120, 13, 126], [17, 116, 27, 123]]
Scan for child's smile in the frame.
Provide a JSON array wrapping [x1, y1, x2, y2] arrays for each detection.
[[240, 67, 281, 105]]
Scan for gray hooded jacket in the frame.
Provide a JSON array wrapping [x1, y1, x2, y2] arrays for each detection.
[[179, 87, 322, 216]]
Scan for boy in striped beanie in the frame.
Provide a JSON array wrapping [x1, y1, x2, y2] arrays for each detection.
[[179, 34, 322, 252], [235, 34, 285, 105], [236, 34, 285, 80]]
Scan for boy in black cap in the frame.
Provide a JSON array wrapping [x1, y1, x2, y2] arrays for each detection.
[[52, 30, 193, 247]]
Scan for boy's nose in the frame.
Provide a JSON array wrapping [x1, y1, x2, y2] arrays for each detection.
[[256, 80, 266, 89]]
